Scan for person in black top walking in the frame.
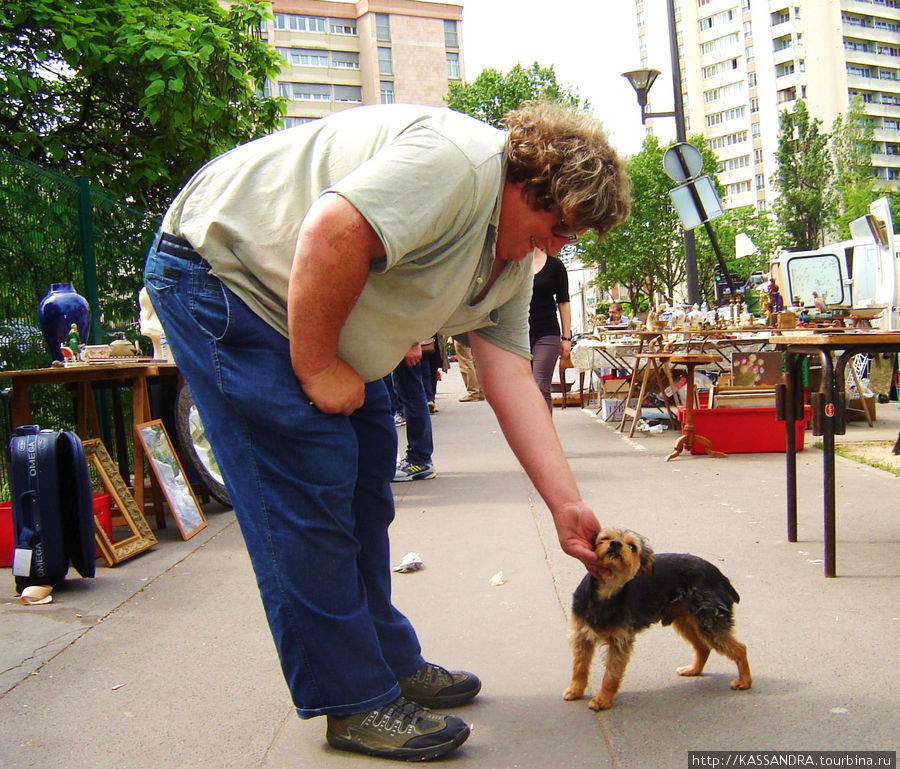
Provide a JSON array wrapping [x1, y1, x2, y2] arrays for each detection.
[[529, 248, 571, 413]]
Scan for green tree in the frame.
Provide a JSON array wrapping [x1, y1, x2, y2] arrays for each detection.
[[831, 95, 877, 239], [1, 0, 285, 214], [771, 100, 837, 251], [578, 135, 678, 310], [580, 134, 740, 310], [446, 63, 584, 127]]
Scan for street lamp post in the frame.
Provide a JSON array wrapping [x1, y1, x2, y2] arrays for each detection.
[[623, 0, 700, 305]]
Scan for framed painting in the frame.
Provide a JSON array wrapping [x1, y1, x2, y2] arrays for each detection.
[[83, 439, 157, 566], [136, 420, 207, 540]]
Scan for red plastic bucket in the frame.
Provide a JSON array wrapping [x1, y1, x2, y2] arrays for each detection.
[[0, 494, 114, 566]]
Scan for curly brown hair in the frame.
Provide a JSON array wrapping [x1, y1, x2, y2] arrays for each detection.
[[504, 101, 631, 238]]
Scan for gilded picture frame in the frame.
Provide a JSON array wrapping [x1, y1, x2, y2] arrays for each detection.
[[83, 439, 157, 566]]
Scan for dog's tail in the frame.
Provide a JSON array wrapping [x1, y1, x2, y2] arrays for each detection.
[[723, 576, 740, 604]]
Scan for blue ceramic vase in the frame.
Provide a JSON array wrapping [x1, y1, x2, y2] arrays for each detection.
[[37, 283, 91, 363]]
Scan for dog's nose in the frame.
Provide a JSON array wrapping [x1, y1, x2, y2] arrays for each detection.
[[608, 540, 621, 553]]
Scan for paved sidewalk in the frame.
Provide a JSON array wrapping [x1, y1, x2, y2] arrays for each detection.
[[1, 365, 897, 769]]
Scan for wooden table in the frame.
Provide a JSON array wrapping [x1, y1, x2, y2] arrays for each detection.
[[665, 352, 726, 461], [770, 332, 900, 576], [618, 352, 680, 437], [1, 361, 179, 526]]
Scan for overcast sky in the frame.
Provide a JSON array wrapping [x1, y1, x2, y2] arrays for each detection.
[[458, 0, 677, 156]]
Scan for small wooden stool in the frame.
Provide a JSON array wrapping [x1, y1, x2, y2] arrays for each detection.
[[619, 352, 680, 437], [666, 353, 727, 461]]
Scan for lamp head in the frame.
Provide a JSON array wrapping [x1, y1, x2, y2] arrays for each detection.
[[622, 68, 661, 109]]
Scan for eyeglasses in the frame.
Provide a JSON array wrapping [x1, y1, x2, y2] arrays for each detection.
[[551, 216, 580, 243]]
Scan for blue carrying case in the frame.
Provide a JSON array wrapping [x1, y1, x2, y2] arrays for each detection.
[[8, 426, 96, 591]]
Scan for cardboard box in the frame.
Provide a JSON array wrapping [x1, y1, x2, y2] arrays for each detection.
[[846, 394, 876, 422], [678, 405, 810, 454], [601, 398, 625, 422], [601, 375, 628, 396]]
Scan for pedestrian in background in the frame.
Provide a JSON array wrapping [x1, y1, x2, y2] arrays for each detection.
[[528, 247, 571, 412]]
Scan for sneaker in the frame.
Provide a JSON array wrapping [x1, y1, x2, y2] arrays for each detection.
[[428, 401, 438, 414], [326, 696, 469, 761], [458, 393, 484, 402], [399, 663, 482, 709], [393, 413, 406, 427], [393, 460, 436, 482]]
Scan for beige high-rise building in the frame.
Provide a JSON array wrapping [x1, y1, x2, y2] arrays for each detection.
[[634, 0, 900, 212], [258, 0, 464, 126]]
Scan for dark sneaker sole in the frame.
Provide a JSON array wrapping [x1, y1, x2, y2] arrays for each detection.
[[402, 680, 482, 709], [326, 723, 470, 762]]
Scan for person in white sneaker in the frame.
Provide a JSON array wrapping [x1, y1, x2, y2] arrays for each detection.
[[392, 342, 436, 482]]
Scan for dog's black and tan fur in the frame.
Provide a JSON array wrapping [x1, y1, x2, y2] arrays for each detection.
[[563, 527, 752, 710]]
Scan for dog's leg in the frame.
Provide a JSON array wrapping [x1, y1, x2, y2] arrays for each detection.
[[589, 635, 633, 710], [563, 622, 595, 701], [710, 632, 752, 690], [671, 614, 712, 677]]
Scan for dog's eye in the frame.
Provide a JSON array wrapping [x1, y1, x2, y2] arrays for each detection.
[[628, 544, 637, 552]]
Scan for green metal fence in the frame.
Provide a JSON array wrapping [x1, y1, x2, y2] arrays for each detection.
[[0, 150, 160, 499]]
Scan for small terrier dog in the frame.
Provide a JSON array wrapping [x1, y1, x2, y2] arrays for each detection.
[[563, 528, 752, 710]]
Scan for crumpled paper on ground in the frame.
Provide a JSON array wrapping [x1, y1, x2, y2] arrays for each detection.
[[393, 552, 424, 573], [19, 585, 54, 605]]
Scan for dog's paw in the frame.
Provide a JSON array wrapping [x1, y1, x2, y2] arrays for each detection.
[[562, 685, 585, 701], [730, 676, 752, 690], [588, 695, 614, 711], [676, 664, 704, 677]]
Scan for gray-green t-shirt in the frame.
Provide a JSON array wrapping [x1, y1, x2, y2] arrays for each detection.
[[161, 104, 532, 381]]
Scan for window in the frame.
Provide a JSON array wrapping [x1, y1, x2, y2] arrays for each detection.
[[378, 47, 393, 76], [376, 13, 391, 42], [709, 130, 747, 149], [776, 62, 795, 77], [330, 20, 357, 35], [277, 48, 328, 67], [725, 155, 750, 171], [282, 116, 315, 129], [706, 105, 746, 126], [446, 52, 460, 79], [331, 51, 360, 69], [726, 180, 752, 195], [279, 82, 330, 101], [444, 19, 459, 48], [380, 81, 395, 104], [702, 58, 740, 78], [773, 35, 792, 52], [333, 85, 362, 102], [700, 32, 739, 56], [274, 14, 326, 32]]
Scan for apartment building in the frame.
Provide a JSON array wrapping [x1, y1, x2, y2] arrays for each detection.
[[634, 0, 900, 212], [260, 0, 463, 126]]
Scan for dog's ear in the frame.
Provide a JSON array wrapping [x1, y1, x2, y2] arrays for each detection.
[[638, 537, 655, 575]]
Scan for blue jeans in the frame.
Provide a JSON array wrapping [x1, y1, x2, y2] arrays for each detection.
[[144, 238, 425, 718], [392, 360, 433, 465]]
